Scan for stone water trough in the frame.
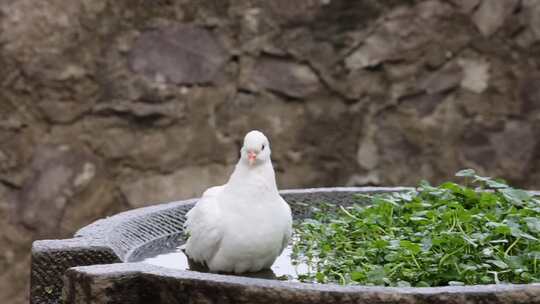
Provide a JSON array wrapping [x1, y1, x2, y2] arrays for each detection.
[[31, 187, 540, 304]]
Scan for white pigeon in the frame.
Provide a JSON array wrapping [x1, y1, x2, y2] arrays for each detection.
[[184, 130, 293, 273]]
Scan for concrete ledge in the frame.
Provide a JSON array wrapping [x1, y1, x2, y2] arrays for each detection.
[[63, 263, 540, 304]]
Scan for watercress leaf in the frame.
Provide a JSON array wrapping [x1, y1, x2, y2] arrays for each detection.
[[485, 179, 509, 189], [517, 231, 538, 241], [367, 266, 386, 284], [399, 240, 421, 254], [507, 256, 525, 269], [384, 253, 399, 262], [461, 264, 478, 271], [471, 232, 490, 242], [480, 276, 492, 284], [525, 217, 540, 233], [388, 240, 401, 250], [489, 223, 511, 235], [440, 182, 462, 193], [480, 192, 499, 207], [373, 239, 389, 249], [421, 237, 432, 252], [418, 180, 432, 188], [499, 188, 532, 206], [397, 280, 411, 287], [487, 259, 508, 269], [489, 239, 509, 244], [351, 271, 365, 281], [315, 272, 326, 283], [395, 191, 415, 202], [455, 169, 476, 177]]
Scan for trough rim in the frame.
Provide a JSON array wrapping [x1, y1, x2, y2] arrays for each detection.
[[69, 261, 540, 295]]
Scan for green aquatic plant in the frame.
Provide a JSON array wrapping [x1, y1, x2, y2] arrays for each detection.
[[292, 169, 540, 286]]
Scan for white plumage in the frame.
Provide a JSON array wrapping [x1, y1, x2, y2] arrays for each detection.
[[184, 130, 293, 273]]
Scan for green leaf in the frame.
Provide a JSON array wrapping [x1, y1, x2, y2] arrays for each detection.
[[315, 272, 325, 283], [384, 253, 398, 262], [351, 271, 364, 281], [367, 266, 386, 284], [455, 169, 476, 177], [487, 222, 512, 235], [525, 217, 540, 233], [485, 179, 508, 189], [399, 240, 421, 254], [421, 237, 432, 252], [397, 280, 411, 287], [440, 182, 463, 193], [499, 188, 532, 205], [487, 259, 508, 269]]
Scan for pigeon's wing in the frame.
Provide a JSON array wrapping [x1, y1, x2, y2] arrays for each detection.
[[184, 186, 225, 264], [279, 197, 293, 252]]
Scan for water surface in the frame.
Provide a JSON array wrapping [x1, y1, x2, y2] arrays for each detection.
[[143, 245, 310, 281]]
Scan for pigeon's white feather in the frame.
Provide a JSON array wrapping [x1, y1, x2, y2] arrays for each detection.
[[184, 131, 292, 273], [184, 186, 224, 265]]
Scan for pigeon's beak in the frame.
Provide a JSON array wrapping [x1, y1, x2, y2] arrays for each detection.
[[247, 151, 257, 166]]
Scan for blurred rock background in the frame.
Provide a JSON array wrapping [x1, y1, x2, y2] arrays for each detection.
[[1, 0, 540, 302]]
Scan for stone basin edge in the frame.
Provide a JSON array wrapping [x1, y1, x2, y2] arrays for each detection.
[[63, 263, 540, 304]]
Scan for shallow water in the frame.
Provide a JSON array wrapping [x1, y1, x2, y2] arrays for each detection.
[[142, 245, 310, 281]]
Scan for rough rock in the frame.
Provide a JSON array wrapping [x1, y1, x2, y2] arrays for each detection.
[[525, 0, 540, 40], [120, 164, 234, 207], [472, 0, 520, 37], [356, 133, 379, 170], [347, 172, 381, 186], [264, 0, 322, 23], [38, 100, 94, 124], [243, 57, 322, 99], [92, 100, 185, 126], [129, 24, 229, 85], [460, 129, 496, 171], [16, 145, 99, 237], [449, 0, 481, 14], [520, 74, 540, 113], [419, 63, 463, 94], [345, 1, 458, 71], [345, 33, 397, 69], [458, 57, 490, 93], [516, 0, 540, 47], [491, 120, 536, 179], [340, 69, 388, 100]]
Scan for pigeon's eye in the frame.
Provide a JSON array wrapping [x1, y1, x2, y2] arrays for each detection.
[[261, 144, 265, 151]]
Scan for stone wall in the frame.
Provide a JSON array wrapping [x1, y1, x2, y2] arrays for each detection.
[[1, 0, 540, 303]]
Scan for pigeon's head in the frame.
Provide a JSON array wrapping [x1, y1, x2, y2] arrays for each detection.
[[241, 130, 271, 166]]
